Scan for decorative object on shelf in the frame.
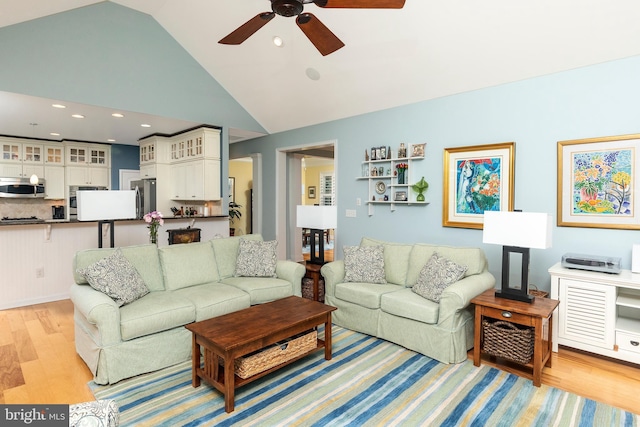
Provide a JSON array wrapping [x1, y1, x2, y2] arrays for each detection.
[[371, 167, 377, 176], [558, 133, 640, 229], [375, 181, 386, 194], [394, 191, 407, 201], [364, 149, 369, 161], [384, 195, 389, 201], [483, 211, 552, 303], [411, 143, 426, 157], [308, 186, 316, 199], [387, 146, 392, 159], [411, 177, 429, 202], [380, 146, 386, 159], [396, 162, 408, 184], [296, 205, 337, 265], [229, 201, 242, 236], [378, 166, 384, 176], [228, 177, 235, 203], [143, 210, 164, 245], [361, 164, 369, 177], [443, 142, 515, 229], [398, 143, 407, 158], [371, 146, 377, 160]]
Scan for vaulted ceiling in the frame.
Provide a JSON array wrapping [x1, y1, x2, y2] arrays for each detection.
[[1, 0, 640, 142]]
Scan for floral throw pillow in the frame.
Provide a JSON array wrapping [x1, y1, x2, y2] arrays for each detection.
[[343, 245, 386, 284], [76, 248, 149, 306], [412, 252, 467, 302], [234, 239, 278, 277]]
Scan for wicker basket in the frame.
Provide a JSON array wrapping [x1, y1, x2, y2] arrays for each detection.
[[229, 330, 317, 379], [482, 319, 534, 364], [302, 277, 325, 301], [529, 285, 548, 298]]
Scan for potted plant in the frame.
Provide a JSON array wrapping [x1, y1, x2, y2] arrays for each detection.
[[229, 201, 242, 236]]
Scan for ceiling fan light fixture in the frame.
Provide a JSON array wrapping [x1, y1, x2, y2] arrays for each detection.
[[273, 36, 284, 47], [272, 0, 304, 17]]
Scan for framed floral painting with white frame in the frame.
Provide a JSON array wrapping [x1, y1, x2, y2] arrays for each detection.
[[443, 142, 515, 229], [558, 133, 640, 229]]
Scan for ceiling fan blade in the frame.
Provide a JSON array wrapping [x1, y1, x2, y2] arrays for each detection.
[[219, 12, 275, 45], [296, 13, 345, 56], [315, 0, 405, 8]]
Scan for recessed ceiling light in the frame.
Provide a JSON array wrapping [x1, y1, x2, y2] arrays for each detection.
[[52, 104, 66, 109], [273, 36, 283, 47], [50, 132, 60, 136], [107, 139, 116, 142], [111, 113, 124, 118], [71, 114, 85, 119], [141, 123, 151, 128]]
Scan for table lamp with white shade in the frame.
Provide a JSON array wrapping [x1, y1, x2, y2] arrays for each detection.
[[483, 211, 553, 303], [296, 205, 337, 265]]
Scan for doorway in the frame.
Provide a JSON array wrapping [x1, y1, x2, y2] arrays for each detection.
[[229, 157, 255, 236], [275, 140, 336, 261]]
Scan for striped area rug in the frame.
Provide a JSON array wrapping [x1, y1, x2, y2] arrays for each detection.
[[90, 326, 638, 426]]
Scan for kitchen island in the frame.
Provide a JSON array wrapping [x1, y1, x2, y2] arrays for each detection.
[[0, 215, 231, 310]]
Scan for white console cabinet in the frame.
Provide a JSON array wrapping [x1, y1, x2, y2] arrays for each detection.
[[549, 262, 640, 364]]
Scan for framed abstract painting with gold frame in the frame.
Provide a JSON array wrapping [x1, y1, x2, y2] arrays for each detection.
[[558, 133, 640, 229], [443, 142, 515, 229]]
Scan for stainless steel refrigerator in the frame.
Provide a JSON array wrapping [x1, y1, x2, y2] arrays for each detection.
[[130, 179, 156, 219]]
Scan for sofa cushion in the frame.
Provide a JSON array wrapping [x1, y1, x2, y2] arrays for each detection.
[[334, 282, 401, 309], [159, 241, 220, 290], [119, 292, 195, 341], [412, 253, 467, 302], [407, 244, 486, 287], [234, 239, 277, 277], [211, 234, 264, 279], [76, 248, 149, 307], [344, 245, 386, 284], [221, 277, 293, 305], [73, 244, 165, 292], [380, 288, 440, 324], [360, 237, 413, 286], [173, 283, 250, 321]]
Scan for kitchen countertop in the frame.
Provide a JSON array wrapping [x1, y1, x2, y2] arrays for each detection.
[[0, 215, 229, 226]]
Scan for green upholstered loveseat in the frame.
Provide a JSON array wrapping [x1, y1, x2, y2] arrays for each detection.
[[321, 237, 495, 364], [70, 234, 305, 385]]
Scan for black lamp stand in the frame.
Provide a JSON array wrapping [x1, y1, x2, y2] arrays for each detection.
[[308, 228, 325, 265], [495, 245, 534, 303]]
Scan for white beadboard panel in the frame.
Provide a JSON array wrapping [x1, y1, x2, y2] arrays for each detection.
[[0, 217, 229, 310]]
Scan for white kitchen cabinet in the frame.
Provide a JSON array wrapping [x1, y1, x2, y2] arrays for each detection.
[[0, 139, 44, 178], [549, 262, 640, 364], [139, 163, 156, 179], [170, 159, 220, 201], [65, 143, 110, 168], [170, 127, 220, 161], [44, 166, 65, 199], [66, 166, 109, 187], [44, 145, 64, 165]]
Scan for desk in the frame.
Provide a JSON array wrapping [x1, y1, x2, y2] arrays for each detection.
[[471, 289, 559, 387]]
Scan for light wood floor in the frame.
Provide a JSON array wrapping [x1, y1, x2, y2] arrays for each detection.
[[1, 299, 639, 415]]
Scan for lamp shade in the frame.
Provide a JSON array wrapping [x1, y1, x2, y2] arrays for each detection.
[[296, 205, 337, 229], [77, 190, 136, 221], [483, 211, 552, 249]]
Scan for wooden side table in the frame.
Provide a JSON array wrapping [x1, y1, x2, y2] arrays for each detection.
[[301, 262, 324, 302], [471, 289, 559, 387]]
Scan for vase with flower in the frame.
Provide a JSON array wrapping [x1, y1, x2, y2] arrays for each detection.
[[396, 163, 408, 185], [143, 211, 164, 245]]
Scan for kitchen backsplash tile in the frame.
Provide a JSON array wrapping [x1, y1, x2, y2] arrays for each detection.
[[0, 199, 65, 219]]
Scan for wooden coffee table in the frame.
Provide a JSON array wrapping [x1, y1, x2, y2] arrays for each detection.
[[185, 296, 337, 413]]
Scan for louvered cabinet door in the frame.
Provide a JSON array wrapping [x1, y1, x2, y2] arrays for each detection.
[[558, 278, 616, 349]]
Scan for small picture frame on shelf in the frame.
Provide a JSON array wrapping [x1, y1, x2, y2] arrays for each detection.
[[411, 143, 426, 157], [308, 186, 316, 199], [394, 191, 407, 201]]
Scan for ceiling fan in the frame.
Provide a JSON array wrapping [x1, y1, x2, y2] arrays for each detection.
[[219, 0, 406, 56]]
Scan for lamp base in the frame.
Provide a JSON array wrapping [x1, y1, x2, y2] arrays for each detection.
[[495, 289, 534, 303], [308, 228, 325, 265]]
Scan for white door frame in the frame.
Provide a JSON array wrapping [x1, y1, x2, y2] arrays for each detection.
[[119, 169, 140, 191], [275, 139, 337, 260]]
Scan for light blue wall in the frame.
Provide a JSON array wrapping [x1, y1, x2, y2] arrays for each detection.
[[0, 2, 265, 135], [231, 55, 640, 291]]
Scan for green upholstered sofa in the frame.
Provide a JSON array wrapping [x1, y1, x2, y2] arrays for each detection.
[[321, 237, 495, 364], [70, 234, 305, 385]]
